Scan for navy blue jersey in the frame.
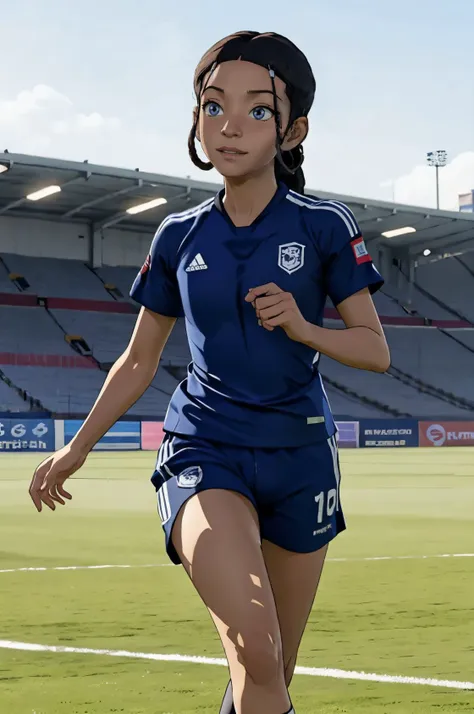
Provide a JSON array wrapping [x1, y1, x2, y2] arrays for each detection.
[[130, 183, 383, 447]]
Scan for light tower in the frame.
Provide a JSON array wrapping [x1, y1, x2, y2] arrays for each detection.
[[426, 150, 448, 210]]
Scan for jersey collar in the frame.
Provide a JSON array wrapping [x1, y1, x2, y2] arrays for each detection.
[[213, 182, 289, 229]]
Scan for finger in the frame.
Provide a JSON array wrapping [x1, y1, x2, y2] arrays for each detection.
[[50, 485, 65, 505], [29, 459, 54, 511], [255, 294, 289, 311], [29, 486, 43, 512], [50, 480, 71, 505], [259, 304, 287, 321], [57, 483, 72, 500], [39, 482, 57, 511], [29, 457, 53, 492], [245, 283, 282, 301], [263, 313, 291, 328]]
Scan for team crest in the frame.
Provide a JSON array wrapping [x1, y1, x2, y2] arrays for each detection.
[[278, 242, 305, 275], [177, 465, 203, 488]]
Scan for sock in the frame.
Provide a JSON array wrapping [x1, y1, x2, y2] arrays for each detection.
[[219, 679, 236, 714]]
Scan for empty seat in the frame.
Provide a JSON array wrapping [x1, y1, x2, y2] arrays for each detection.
[[2, 254, 112, 300], [0, 307, 72, 355]]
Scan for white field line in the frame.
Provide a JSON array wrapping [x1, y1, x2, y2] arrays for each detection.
[[0, 640, 472, 690], [1, 553, 473, 575], [0, 563, 172, 574]]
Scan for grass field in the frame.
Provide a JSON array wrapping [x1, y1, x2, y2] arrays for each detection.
[[1, 447, 473, 714]]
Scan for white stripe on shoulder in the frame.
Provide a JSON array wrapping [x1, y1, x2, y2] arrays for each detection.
[[159, 198, 214, 232], [288, 190, 324, 205], [286, 193, 358, 238], [324, 199, 359, 235], [302, 196, 358, 236]]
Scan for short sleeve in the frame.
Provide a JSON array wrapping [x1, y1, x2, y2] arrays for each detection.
[[322, 206, 384, 307], [130, 222, 183, 318]]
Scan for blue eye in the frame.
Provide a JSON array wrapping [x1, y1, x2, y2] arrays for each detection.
[[251, 106, 274, 121], [203, 101, 223, 117]]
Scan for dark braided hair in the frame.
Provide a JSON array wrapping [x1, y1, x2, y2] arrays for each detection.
[[188, 31, 316, 194]]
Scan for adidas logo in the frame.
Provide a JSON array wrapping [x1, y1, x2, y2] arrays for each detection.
[[186, 253, 208, 272]]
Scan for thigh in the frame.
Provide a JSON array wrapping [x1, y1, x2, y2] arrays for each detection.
[[153, 433, 256, 564], [172, 488, 280, 649], [262, 540, 328, 683], [172, 489, 291, 711]]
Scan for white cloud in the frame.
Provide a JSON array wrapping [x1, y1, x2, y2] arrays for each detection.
[[393, 151, 474, 211], [51, 112, 121, 135], [0, 84, 72, 125], [0, 84, 121, 151], [76, 112, 121, 130], [0, 83, 198, 182]]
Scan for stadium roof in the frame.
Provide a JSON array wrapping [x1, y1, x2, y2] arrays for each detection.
[[1, 151, 473, 258]]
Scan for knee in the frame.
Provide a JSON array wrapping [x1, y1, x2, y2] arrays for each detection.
[[235, 629, 282, 686]]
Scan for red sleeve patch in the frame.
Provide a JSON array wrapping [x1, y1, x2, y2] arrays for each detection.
[[140, 254, 151, 275], [351, 238, 372, 265]]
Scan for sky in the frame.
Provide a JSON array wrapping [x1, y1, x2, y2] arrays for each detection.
[[1, 0, 473, 210]]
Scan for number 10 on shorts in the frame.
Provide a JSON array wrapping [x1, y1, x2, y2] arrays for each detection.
[[314, 489, 337, 529]]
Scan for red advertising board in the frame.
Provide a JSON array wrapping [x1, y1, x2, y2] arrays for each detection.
[[419, 421, 474, 447], [141, 421, 165, 451]]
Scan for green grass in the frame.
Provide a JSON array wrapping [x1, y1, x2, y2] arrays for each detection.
[[1, 448, 473, 713]]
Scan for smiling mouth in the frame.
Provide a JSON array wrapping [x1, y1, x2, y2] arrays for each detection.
[[217, 148, 248, 155]]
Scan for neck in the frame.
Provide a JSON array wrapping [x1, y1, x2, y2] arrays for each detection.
[[223, 166, 279, 227]]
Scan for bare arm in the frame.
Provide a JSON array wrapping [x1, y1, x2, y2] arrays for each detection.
[[302, 289, 390, 372], [247, 284, 390, 373], [71, 307, 176, 453]]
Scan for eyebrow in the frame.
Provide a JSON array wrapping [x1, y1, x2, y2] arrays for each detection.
[[203, 85, 283, 102]]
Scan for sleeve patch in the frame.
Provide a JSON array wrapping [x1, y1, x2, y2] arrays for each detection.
[[140, 253, 151, 275], [351, 238, 372, 264]]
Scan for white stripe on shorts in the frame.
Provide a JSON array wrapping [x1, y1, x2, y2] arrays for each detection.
[[327, 435, 341, 511], [157, 487, 165, 522], [157, 482, 171, 525]]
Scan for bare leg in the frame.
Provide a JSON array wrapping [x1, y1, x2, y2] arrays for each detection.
[[262, 540, 328, 686], [219, 541, 328, 712], [172, 489, 291, 714]]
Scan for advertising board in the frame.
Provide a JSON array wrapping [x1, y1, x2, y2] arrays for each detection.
[[360, 419, 419, 448], [419, 421, 474, 447], [335, 421, 359, 448], [141, 421, 165, 451], [63, 420, 141, 450], [0, 418, 54, 451]]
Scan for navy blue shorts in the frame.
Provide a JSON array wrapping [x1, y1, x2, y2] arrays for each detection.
[[151, 433, 346, 565]]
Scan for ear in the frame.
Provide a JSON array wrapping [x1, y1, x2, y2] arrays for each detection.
[[281, 117, 308, 152], [193, 106, 201, 142]]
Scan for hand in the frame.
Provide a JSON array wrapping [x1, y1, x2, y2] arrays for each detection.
[[245, 283, 311, 344], [29, 443, 88, 512]]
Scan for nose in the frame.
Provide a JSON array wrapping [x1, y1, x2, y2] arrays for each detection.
[[220, 116, 243, 139]]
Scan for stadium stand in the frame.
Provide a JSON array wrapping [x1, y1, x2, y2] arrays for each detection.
[[320, 356, 472, 418], [1, 253, 113, 300], [1, 306, 73, 354], [95, 266, 140, 299], [386, 327, 474, 400], [455, 329, 474, 350], [1, 153, 473, 421], [0, 374, 31, 412], [415, 257, 474, 322], [371, 291, 408, 317]]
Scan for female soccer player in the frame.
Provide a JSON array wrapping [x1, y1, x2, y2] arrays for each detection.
[[29, 31, 390, 714]]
